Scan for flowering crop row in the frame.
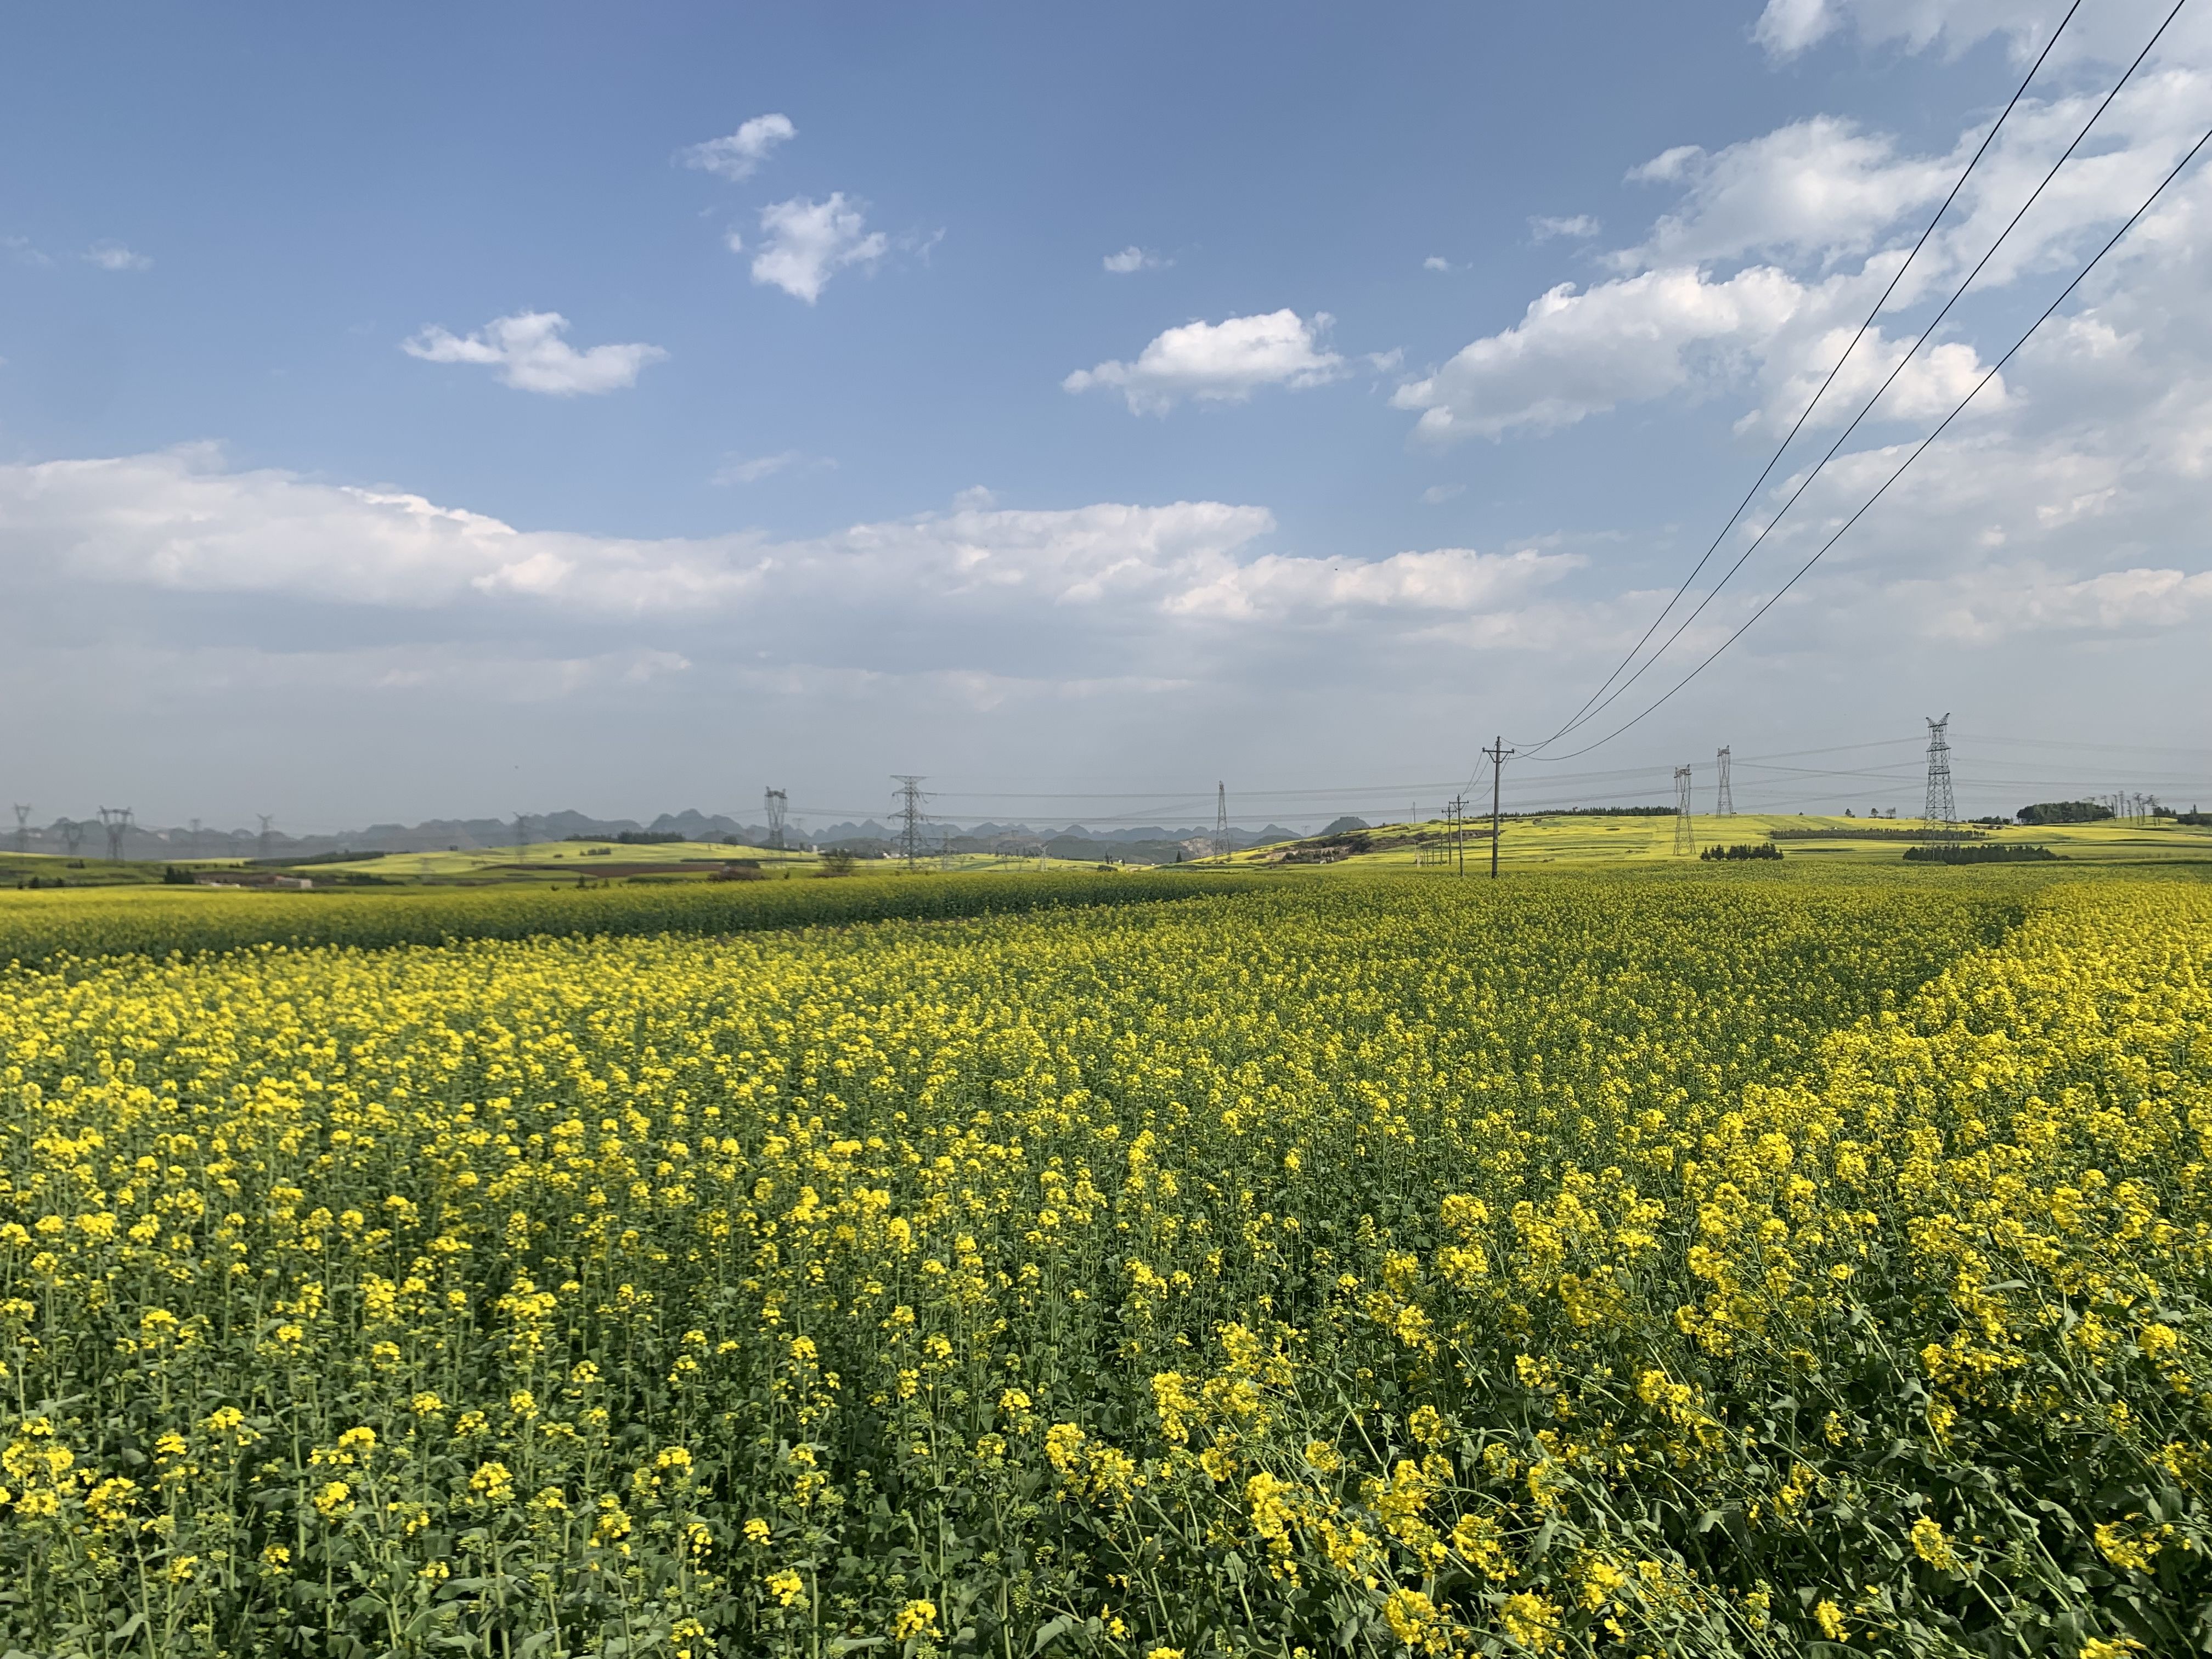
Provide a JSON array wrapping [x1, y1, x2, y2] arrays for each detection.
[[0, 868, 1251, 972], [0, 873, 2205, 1656]]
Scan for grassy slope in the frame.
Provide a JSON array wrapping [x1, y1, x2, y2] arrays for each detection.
[[1223, 812, 2212, 870], [0, 867, 1268, 970], [3, 839, 1125, 889], [339, 842, 1124, 879]]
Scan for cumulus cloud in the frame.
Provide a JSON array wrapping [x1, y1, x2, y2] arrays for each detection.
[[1423, 256, 1455, 272], [1393, 267, 1810, 439], [1404, 43, 2212, 453], [0, 448, 1278, 617], [1530, 215, 1600, 241], [1618, 117, 1953, 269], [1063, 310, 1346, 414], [1103, 246, 1170, 273], [748, 194, 887, 302], [1921, 564, 2212, 641], [5, 421, 2209, 812], [1753, 0, 2055, 62], [1746, 329, 2001, 436], [83, 241, 151, 272], [678, 114, 797, 180], [0, 448, 1608, 664], [1165, 545, 1581, 621], [402, 311, 668, 396]]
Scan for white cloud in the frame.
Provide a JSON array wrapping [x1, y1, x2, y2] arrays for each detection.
[[402, 311, 667, 395], [1063, 310, 1346, 414], [1402, 66, 2212, 449], [6, 416, 2210, 804], [749, 194, 887, 302], [83, 241, 151, 272], [1920, 565, 2212, 641], [1753, 0, 2056, 62], [1743, 328, 2001, 436], [5, 236, 51, 267], [1165, 546, 1581, 622], [713, 450, 835, 486], [678, 114, 797, 181], [1104, 246, 1170, 273], [1618, 117, 1951, 269], [1530, 215, 1600, 242], [1393, 266, 1810, 439], [0, 449, 1606, 659], [1752, 0, 1842, 58], [0, 449, 1278, 618], [1421, 483, 1465, 504], [1423, 256, 1454, 272]]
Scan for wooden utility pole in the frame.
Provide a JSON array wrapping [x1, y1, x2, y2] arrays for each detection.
[[1483, 736, 1513, 878]]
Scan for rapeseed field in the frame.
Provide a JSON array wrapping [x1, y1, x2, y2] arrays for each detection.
[[0, 873, 2205, 1657]]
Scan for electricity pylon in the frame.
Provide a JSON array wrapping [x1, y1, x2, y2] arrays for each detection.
[[893, 776, 929, 867], [1715, 747, 1734, 816], [1673, 767, 1695, 856], [1924, 715, 1956, 842]]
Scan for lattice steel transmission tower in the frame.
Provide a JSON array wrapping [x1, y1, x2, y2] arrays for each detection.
[[1715, 747, 1734, 816], [59, 820, 84, 857], [257, 815, 275, 861], [98, 806, 133, 862], [514, 814, 531, 861], [1673, 766, 1695, 856], [1214, 782, 1228, 861], [892, 775, 929, 867], [1923, 714, 1957, 842], [764, 788, 788, 851], [11, 805, 29, 855]]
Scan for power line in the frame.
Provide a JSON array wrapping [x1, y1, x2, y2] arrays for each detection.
[[1525, 107, 2212, 762], [1522, 0, 2091, 757], [1525, 0, 2187, 759]]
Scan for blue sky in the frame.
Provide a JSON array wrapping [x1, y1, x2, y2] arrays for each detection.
[[4, 2, 2209, 832]]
